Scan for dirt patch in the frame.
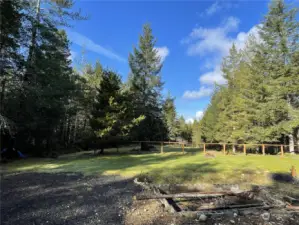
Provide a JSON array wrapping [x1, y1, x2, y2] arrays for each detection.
[[125, 200, 178, 225]]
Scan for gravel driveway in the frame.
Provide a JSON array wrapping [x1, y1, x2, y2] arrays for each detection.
[[1, 172, 142, 225]]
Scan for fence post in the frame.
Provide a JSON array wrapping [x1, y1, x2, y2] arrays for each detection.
[[223, 144, 226, 155], [161, 142, 164, 154], [203, 143, 206, 154], [243, 144, 246, 155], [291, 166, 296, 178], [280, 145, 284, 157], [262, 144, 265, 155]]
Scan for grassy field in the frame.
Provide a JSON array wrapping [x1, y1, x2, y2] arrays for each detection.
[[3, 145, 299, 188]]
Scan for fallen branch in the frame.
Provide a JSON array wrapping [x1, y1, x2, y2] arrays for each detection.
[[136, 193, 226, 200], [133, 178, 180, 213], [198, 203, 265, 211], [178, 205, 274, 216], [135, 191, 252, 200]]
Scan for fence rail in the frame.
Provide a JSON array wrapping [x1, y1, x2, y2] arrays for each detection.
[[132, 141, 299, 156]]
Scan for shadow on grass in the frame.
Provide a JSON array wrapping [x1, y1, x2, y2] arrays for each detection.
[[271, 172, 295, 183], [54, 153, 189, 176], [137, 161, 219, 184]]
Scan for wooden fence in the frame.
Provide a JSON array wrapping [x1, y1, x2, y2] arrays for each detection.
[[133, 141, 299, 156]]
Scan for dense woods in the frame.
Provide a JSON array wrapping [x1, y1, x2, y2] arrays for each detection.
[[192, 0, 299, 153], [0, 0, 184, 156], [1, 0, 298, 157]]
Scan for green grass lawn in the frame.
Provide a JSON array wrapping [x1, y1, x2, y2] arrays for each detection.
[[3, 146, 298, 188]]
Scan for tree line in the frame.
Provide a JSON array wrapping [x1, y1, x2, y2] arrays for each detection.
[[192, 0, 299, 153], [1, 0, 189, 155]]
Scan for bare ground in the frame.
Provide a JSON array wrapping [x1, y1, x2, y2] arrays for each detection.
[[1, 171, 299, 225], [0, 172, 141, 225], [126, 198, 299, 225]]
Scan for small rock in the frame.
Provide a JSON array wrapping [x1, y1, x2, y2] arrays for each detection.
[[230, 185, 240, 192], [198, 214, 207, 222], [233, 212, 238, 217], [240, 210, 251, 216], [261, 212, 270, 221], [183, 212, 193, 218], [230, 220, 235, 224], [253, 211, 260, 216]]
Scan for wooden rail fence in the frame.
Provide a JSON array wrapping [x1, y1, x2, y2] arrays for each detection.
[[133, 141, 299, 156]]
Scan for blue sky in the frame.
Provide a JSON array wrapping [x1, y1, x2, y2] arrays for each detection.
[[67, 0, 295, 122]]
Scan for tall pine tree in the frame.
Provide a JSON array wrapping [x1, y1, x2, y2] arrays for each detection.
[[128, 24, 167, 148]]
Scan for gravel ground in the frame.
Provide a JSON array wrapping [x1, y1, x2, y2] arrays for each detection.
[[1, 172, 142, 225], [1, 171, 299, 225]]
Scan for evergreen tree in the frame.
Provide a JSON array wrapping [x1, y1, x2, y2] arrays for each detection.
[[128, 24, 167, 147], [2, 0, 84, 154], [162, 94, 178, 140], [255, 0, 299, 151], [90, 70, 144, 142], [177, 116, 192, 142], [0, 0, 23, 140], [0, 0, 23, 78], [192, 120, 202, 147], [201, 87, 223, 143], [217, 45, 255, 151], [197, 0, 299, 153]]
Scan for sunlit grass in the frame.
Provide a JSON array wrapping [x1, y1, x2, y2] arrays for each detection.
[[3, 146, 299, 187]]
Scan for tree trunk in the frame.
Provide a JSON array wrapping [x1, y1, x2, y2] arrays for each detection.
[[25, 0, 41, 82], [296, 128, 299, 152], [73, 114, 77, 143], [289, 133, 295, 154], [0, 79, 6, 113], [83, 117, 87, 131], [232, 145, 236, 154]]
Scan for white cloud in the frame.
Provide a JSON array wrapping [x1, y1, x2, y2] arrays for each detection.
[[186, 118, 194, 124], [206, 1, 221, 16], [185, 110, 204, 124], [183, 86, 214, 99], [67, 30, 125, 62], [200, 1, 238, 17], [155, 46, 169, 63], [69, 51, 77, 61], [182, 18, 260, 98], [196, 111, 204, 120], [199, 66, 226, 85], [184, 17, 240, 57]]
